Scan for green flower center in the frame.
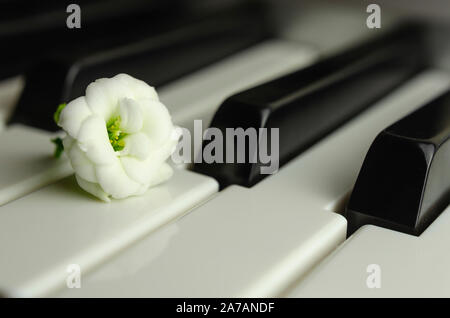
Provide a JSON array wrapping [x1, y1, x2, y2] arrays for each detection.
[[107, 117, 127, 151]]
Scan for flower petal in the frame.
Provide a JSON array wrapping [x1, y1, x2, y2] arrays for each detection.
[[76, 115, 116, 165], [95, 161, 142, 199], [75, 174, 110, 202], [62, 135, 76, 153], [119, 132, 152, 160], [140, 99, 174, 146], [151, 126, 182, 161], [119, 98, 143, 133], [119, 130, 178, 184], [147, 163, 173, 187], [58, 96, 92, 138], [69, 143, 97, 183], [62, 74, 178, 202], [115, 73, 159, 101], [85, 81, 117, 121], [120, 156, 163, 184]]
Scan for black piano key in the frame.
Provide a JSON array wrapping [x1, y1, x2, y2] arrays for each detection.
[[9, 2, 270, 131], [346, 90, 450, 236], [193, 24, 428, 188], [0, 0, 178, 80]]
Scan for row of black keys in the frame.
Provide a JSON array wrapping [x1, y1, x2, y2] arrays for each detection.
[[8, 1, 271, 129], [194, 23, 450, 237], [9, 18, 449, 237]]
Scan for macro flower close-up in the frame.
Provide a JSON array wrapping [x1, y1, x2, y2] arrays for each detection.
[[56, 73, 181, 202]]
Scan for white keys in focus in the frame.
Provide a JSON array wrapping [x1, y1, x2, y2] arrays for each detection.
[[0, 170, 218, 297], [54, 70, 450, 298], [0, 40, 313, 296], [288, 205, 450, 297]]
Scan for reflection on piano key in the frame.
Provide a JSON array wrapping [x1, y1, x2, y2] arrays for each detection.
[[53, 70, 450, 298], [347, 91, 450, 236], [159, 40, 317, 165], [194, 24, 428, 188], [0, 170, 217, 297], [0, 125, 72, 206], [287, 205, 450, 297]]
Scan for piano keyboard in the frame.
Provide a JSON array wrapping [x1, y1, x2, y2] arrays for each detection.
[[53, 69, 450, 298], [0, 2, 449, 298], [0, 125, 72, 206], [288, 205, 450, 297]]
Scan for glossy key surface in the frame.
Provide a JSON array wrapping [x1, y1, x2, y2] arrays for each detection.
[[0, 170, 217, 297], [194, 24, 428, 188], [346, 91, 450, 236], [0, 125, 72, 206], [159, 40, 316, 164], [288, 205, 450, 297], [53, 70, 449, 298]]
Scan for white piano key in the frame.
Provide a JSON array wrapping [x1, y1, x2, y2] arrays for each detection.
[[287, 204, 450, 297], [0, 41, 313, 295], [53, 70, 450, 298], [0, 125, 72, 206], [55, 185, 345, 298], [0, 76, 24, 130], [0, 170, 218, 297]]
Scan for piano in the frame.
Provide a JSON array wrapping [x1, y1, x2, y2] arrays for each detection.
[[0, 0, 449, 298]]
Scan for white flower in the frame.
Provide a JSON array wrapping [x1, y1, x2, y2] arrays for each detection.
[[57, 73, 180, 202]]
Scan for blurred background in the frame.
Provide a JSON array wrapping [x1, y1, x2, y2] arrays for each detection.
[[1, 0, 450, 131]]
